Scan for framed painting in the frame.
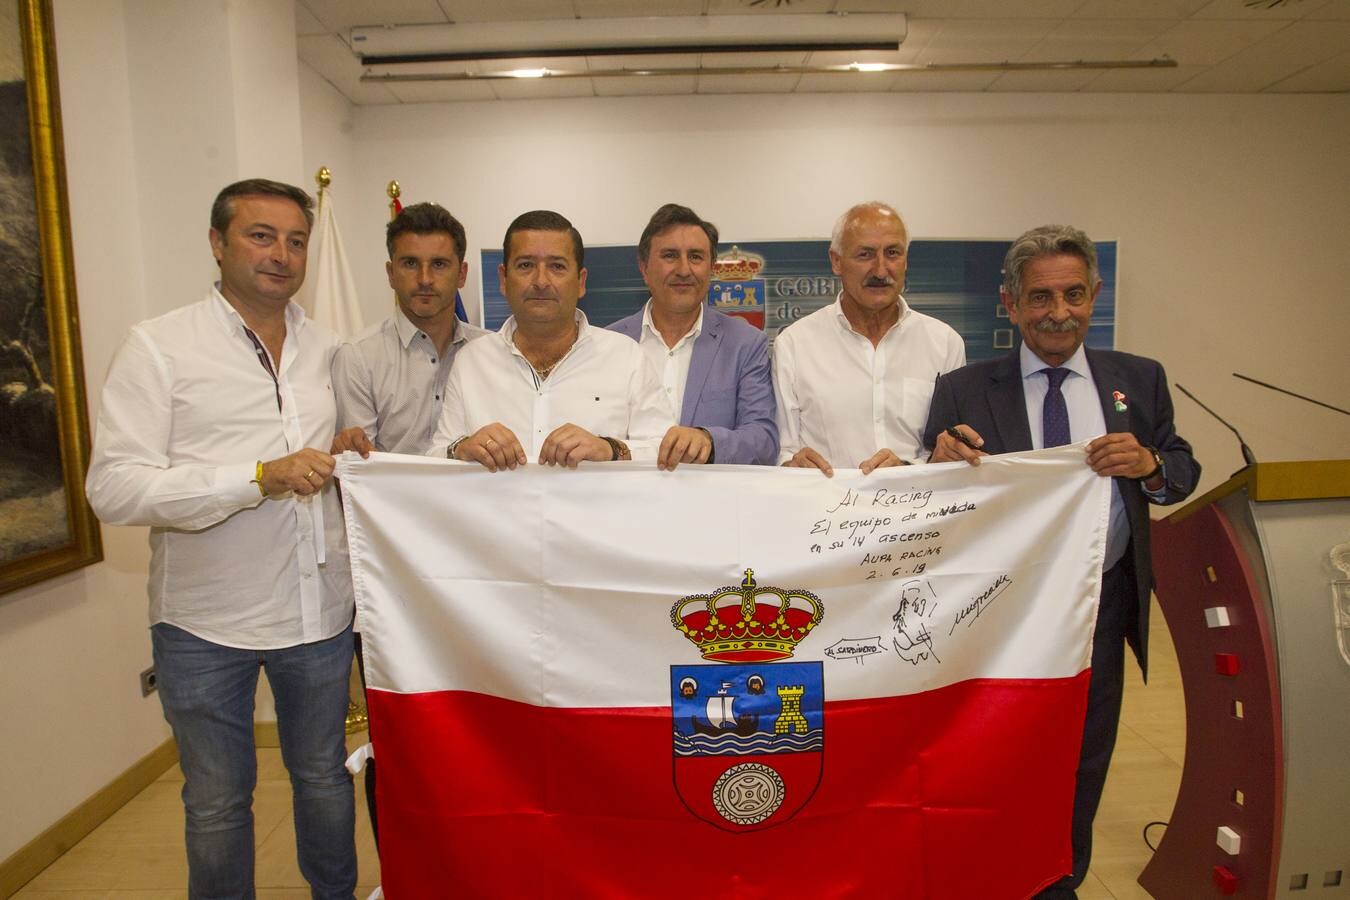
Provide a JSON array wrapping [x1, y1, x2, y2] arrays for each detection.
[[0, 0, 101, 595]]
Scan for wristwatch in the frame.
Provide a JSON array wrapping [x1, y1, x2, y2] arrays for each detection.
[[1135, 446, 1164, 482], [602, 436, 631, 461]]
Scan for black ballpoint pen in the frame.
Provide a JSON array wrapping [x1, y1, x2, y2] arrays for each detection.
[[945, 426, 982, 451]]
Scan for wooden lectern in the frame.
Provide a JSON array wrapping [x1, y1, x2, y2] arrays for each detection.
[[1140, 460, 1350, 898]]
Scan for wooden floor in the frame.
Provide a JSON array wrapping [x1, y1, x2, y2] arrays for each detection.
[[13, 601, 1185, 899]]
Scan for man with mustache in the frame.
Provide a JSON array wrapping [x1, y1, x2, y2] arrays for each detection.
[[773, 201, 965, 474], [333, 202, 488, 456], [607, 203, 778, 466], [922, 224, 1199, 899], [86, 179, 359, 897], [430, 210, 673, 468]]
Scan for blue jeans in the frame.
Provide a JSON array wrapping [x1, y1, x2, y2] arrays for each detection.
[[152, 621, 357, 900]]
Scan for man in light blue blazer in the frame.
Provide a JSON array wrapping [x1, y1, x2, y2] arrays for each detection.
[[608, 204, 778, 466]]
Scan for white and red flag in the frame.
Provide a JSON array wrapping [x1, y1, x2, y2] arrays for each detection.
[[337, 447, 1109, 898]]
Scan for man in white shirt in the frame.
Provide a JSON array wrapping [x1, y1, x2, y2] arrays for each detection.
[[332, 202, 489, 455], [773, 201, 966, 475], [86, 179, 358, 898], [430, 210, 673, 468]]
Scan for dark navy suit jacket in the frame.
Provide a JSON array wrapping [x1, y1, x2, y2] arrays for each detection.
[[921, 347, 1200, 677], [608, 307, 778, 465]]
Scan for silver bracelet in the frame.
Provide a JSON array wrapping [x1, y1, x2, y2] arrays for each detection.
[[448, 435, 468, 459]]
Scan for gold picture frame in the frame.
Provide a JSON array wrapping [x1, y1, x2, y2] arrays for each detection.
[[0, 0, 101, 594]]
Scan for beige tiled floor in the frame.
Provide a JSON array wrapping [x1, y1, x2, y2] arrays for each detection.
[[13, 603, 1185, 899]]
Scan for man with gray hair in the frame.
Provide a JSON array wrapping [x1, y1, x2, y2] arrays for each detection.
[[922, 224, 1199, 897], [773, 201, 965, 474]]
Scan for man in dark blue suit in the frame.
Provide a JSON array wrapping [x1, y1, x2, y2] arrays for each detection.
[[608, 204, 777, 466], [922, 224, 1200, 899]]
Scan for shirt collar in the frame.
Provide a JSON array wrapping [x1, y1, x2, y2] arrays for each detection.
[[829, 291, 911, 336], [392, 306, 468, 350], [640, 299, 704, 347], [1019, 341, 1090, 380], [209, 283, 305, 338], [500, 308, 591, 351]]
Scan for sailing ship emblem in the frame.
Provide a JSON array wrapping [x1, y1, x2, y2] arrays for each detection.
[[669, 569, 825, 832]]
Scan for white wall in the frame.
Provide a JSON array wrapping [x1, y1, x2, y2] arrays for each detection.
[[335, 92, 1350, 488]]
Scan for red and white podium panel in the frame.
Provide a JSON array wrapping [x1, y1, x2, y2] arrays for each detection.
[[1141, 461, 1350, 899]]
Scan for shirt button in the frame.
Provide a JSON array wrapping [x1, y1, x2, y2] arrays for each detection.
[[431, 357, 437, 364]]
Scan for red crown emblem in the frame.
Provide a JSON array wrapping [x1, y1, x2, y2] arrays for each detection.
[[711, 246, 765, 282], [670, 569, 824, 664]]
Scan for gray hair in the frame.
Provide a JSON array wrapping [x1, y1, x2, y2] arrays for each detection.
[[1002, 224, 1099, 300], [829, 201, 907, 255]]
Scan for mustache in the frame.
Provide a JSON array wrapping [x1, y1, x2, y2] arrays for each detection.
[[1035, 318, 1079, 334], [863, 276, 896, 288]]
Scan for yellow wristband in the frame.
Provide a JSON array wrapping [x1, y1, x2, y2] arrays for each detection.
[[253, 460, 267, 497]]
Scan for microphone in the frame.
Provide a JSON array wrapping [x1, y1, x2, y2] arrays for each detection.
[[1233, 373, 1349, 417], [1175, 383, 1257, 467]]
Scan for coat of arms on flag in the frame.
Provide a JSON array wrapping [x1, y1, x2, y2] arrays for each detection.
[[670, 569, 824, 831]]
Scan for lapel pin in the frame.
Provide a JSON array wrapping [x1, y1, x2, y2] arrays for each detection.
[[1112, 390, 1128, 412]]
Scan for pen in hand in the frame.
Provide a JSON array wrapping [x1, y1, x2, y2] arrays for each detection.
[[945, 426, 982, 451]]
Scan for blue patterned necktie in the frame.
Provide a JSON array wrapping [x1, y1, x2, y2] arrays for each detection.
[[1041, 367, 1071, 448]]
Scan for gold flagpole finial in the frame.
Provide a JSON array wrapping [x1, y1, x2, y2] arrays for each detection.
[[316, 166, 331, 190], [387, 180, 400, 201]]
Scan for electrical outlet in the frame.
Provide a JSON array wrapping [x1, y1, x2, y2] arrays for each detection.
[[140, 666, 158, 696]]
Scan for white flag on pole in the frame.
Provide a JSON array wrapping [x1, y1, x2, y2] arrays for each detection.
[[298, 189, 364, 338]]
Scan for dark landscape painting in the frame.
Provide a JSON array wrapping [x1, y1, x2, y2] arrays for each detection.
[[0, 0, 100, 595]]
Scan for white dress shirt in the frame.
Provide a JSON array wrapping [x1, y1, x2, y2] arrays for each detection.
[[773, 295, 966, 466], [637, 300, 702, 422], [332, 308, 489, 455], [430, 311, 675, 461], [1018, 342, 1129, 569], [86, 287, 353, 649]]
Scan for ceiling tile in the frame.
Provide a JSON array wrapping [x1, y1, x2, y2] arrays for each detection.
[[1191, 0, 1329, 19], [889, 69, 1000, 90], [1264, 48, 1350, 90], [1176, 19, 1350, 90], [917, 19, 1057, 63], [702, 50, 813, 67], [1137, 19, 1285, 66], [301, 0, 449, 31], [704, 0, 836, 12], [885, 0, 1081, 17], [385, 81, 499, 102], [1305, 0, 1350, 19], [696, 72, 802, 92], [795, 71, 900, 91], [1082, 62, 1209, 89], [591, 74, 702, 95], [1022, 18, 1175, 61], [489, 77, 597, 99], [1071, 0, 1210, 18], [806, 48, 918, 66], [835, 0, 910, 11], [573, 0, 703, 15], [298, 33, 401, 104], [985, 68, 1101, 90], [439, 0, 578, 23], [585, 53, 699, 71], [295, 3, 329, 37]]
